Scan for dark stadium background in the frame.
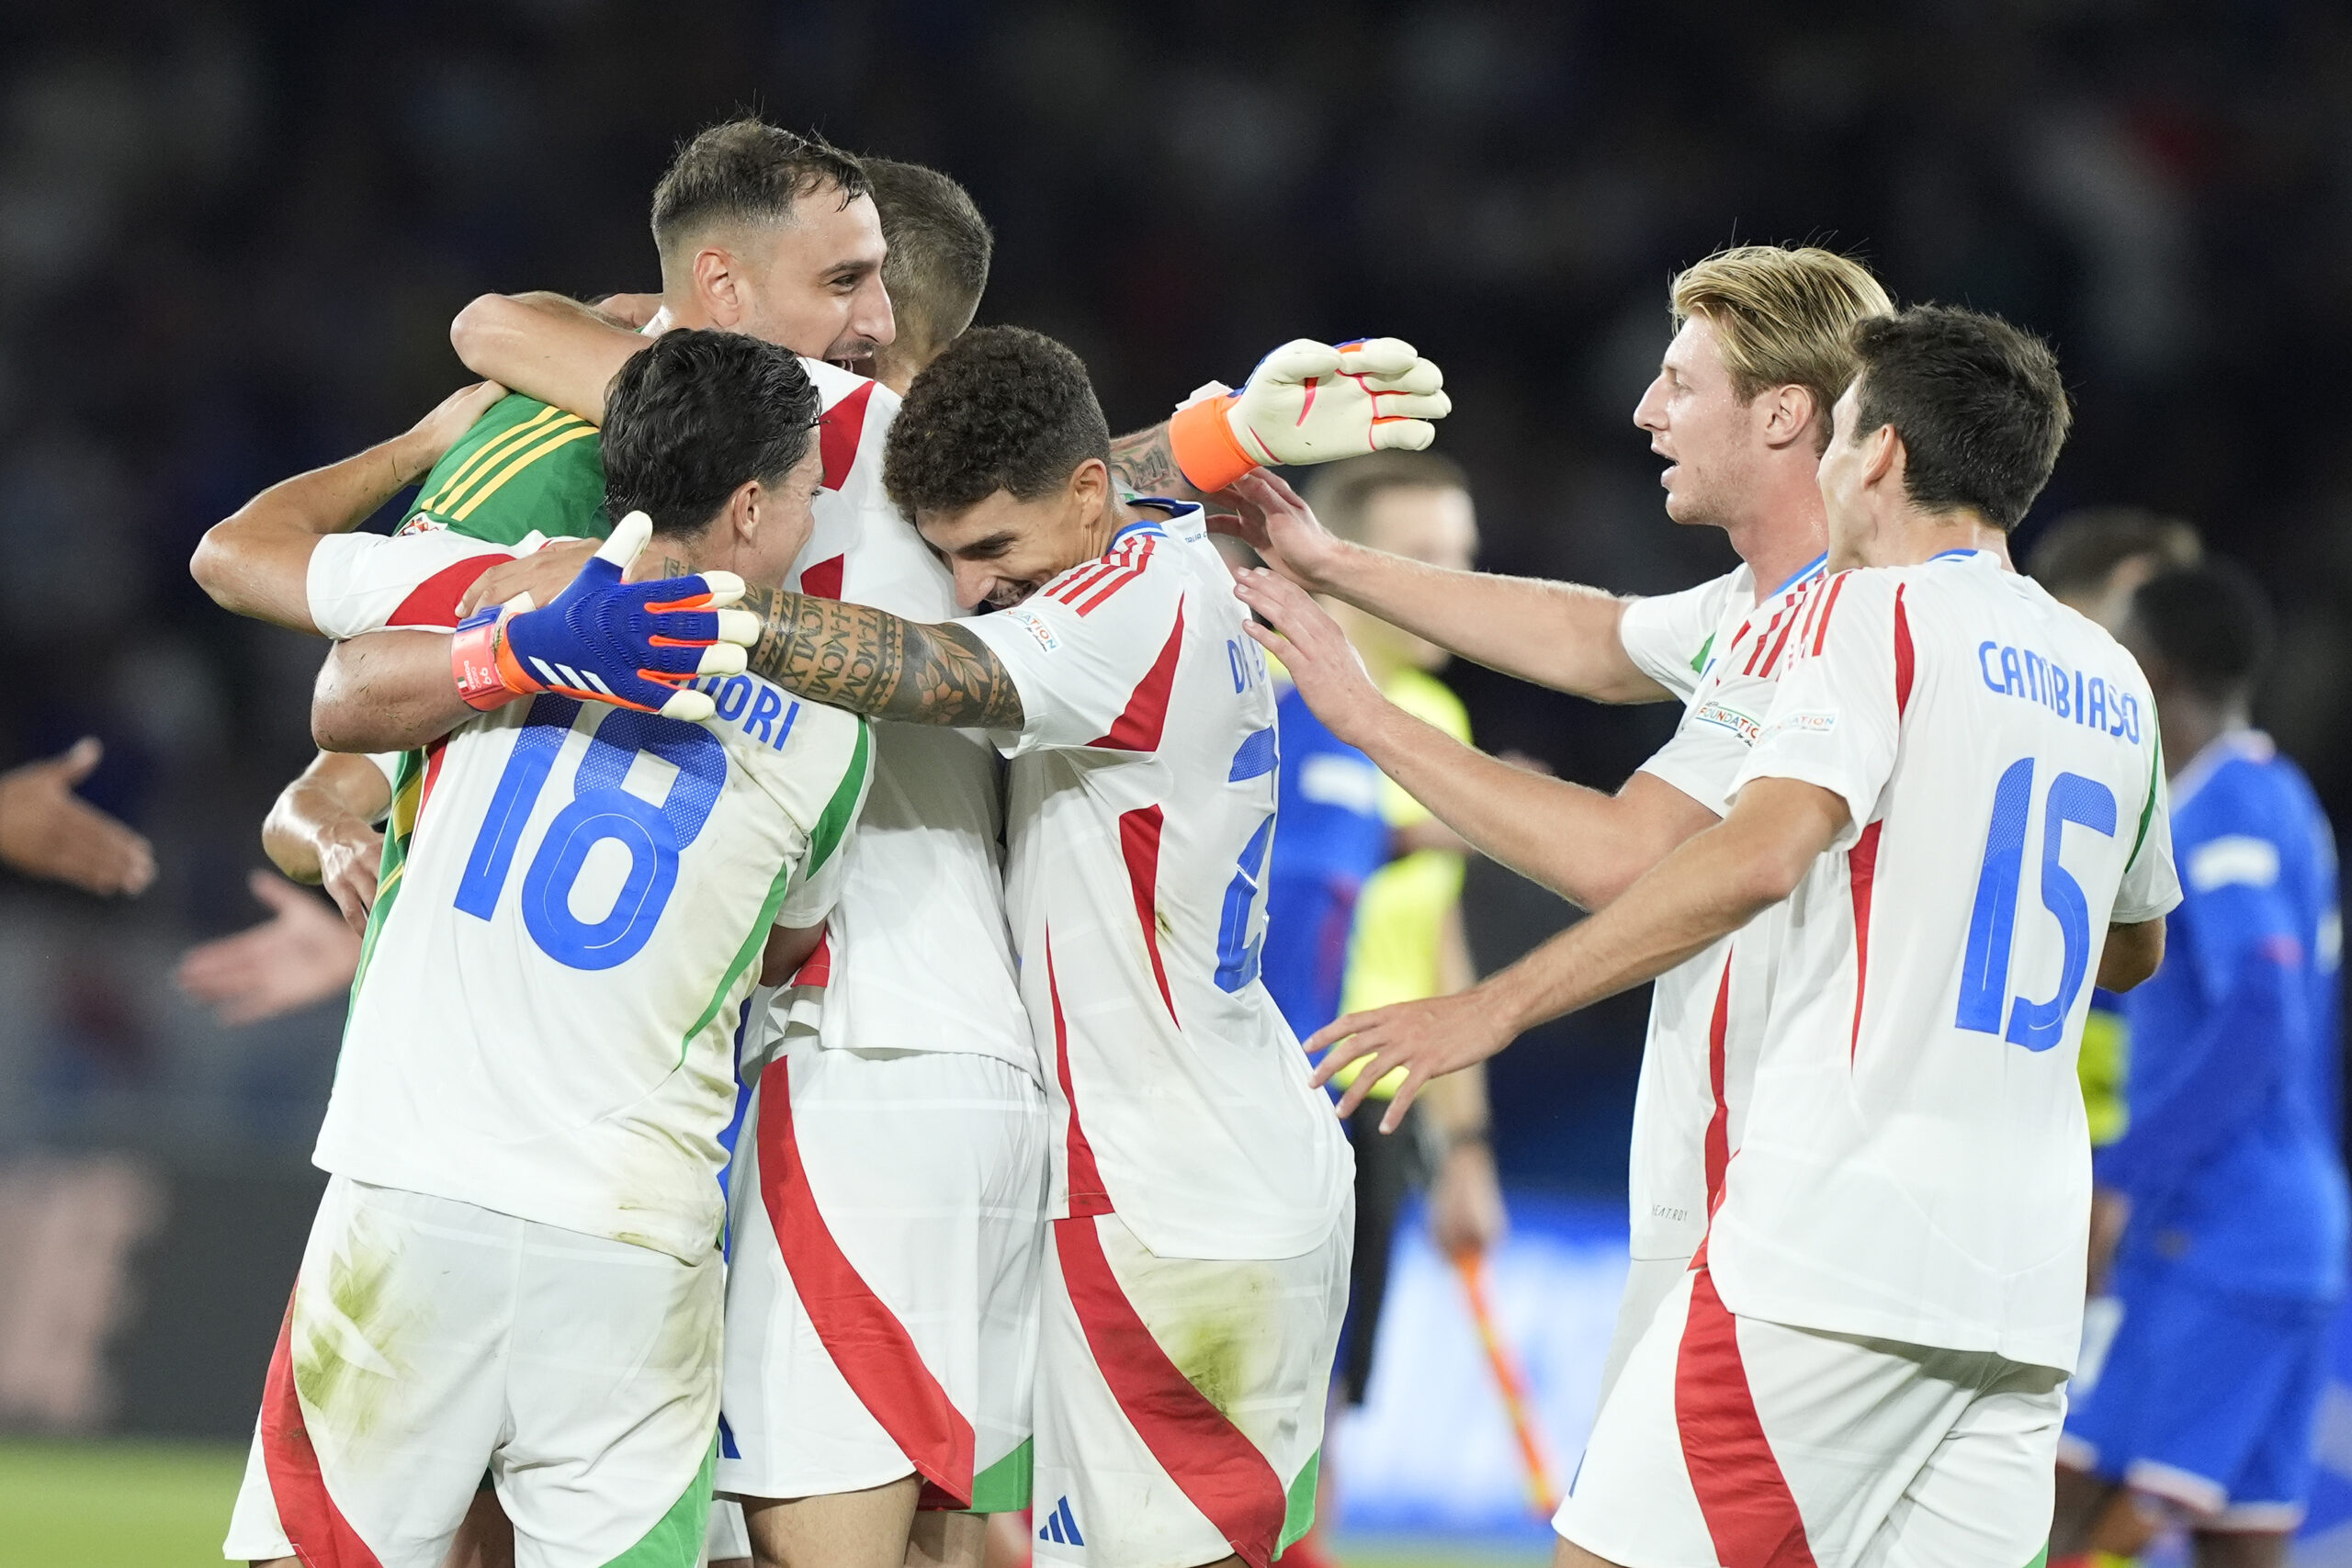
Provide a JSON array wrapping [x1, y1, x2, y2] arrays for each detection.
[[2, 0, 2348, 1482]]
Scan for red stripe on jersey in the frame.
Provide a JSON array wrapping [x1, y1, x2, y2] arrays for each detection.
[[1847, 821, 1884, 1062], [1758, 602, 1804, 678], [790, 931, 832, 988], [819, 380, 876, 491], [757, 1053, 978, 1505], [1893, 585, 1915, 717], [1046, 933, 1113, 1218], [1116, 807, 1180, 1023], [1053, 1215, 1290, 1568], [1703, 957, 1734, 1209], [1809, 572, 1850, 658], [1048, 557, 1123, 608], [797, 553, 845, 600], [1091, 608, 1185, 752], [259, 1292, 385, 1568], [1743, 609, 1783, 676], [1675, 1269, 1819, 1567], [1073, 538, 1159, 615], [388, 554, 503, 630]]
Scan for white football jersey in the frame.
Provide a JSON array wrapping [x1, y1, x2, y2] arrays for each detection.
[[304, 358, 1034, 1083], [961, 504, 1353, 1261], [1715, 549, 2180, 1371], [313, 652, 872, 1265], [1615, 556, 1826, 1260]]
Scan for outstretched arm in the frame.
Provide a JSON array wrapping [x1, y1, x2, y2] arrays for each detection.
[[1308, 776, 1848, 1130], [191, 382, 505, 630], [734, 581, 1024, 729], [449, 292, 645, 424], [1220, 470, 1665, 703], [1237, 565, 1713, 908]]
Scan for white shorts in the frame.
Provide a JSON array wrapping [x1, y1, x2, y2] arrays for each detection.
[[1033, 1200, 1351, 1568], [705, 1499, 750, 1562], [718, 1043, 1047, 1512], [223, 1176, 720, 1568], [1600, 1253, 1692, 1412], [1557, 1268, 2066, 1568]]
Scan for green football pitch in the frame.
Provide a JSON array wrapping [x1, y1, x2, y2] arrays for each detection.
[[0, 1438, 1547, 1567]]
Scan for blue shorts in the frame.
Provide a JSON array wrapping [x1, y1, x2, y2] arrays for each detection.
[[2061, 1255, 2337, 1531]]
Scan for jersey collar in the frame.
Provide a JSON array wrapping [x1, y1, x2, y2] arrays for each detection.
[[1767, 552, 1830, 602], [1115, 499, 1204, 545]]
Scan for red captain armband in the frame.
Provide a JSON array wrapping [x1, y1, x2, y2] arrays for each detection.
[[1168, 392, 1260, 493], [451, 605, 527, 711]]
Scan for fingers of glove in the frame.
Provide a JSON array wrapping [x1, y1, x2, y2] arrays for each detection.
[[656, 687, 720, 725], [643, 571, 746, 615], [695, 644, 747, 678], [1365, 389, 1452, 421], [713, 607, 761, 646], [1367, 418, 1439, 454], [1354, 355, 1445, 397], [1331, 337, 1421, 378], [595, 510, 654, 570], [640, 607, 722, 649], [1253, 338, 1345, 386]]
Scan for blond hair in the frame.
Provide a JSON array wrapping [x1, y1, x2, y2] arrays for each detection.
[[1670, 244, 1893, 451]]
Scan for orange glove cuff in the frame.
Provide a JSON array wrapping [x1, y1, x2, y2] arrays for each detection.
[[1168, 394, 1258, 493]]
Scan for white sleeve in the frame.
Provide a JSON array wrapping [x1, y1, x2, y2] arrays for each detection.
[[1618, 570, 1740, 702], [775, 723, 875, 928], [307, 530, 519, 637], [2113, 744, 2184, 924], [1729, 571, 1900, 852], [1636, 665, 1776, 818], [958, 561, 1191, 757]]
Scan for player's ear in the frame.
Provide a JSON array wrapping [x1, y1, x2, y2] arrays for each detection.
[[1761, 383, 1815, 450], [725, 479, 763, 550], [1864, 423, 1904, 493], [693, 246, 744, 329], [1069, 457, 1110, 519]]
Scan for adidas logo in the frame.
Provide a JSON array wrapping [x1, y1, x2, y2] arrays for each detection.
[[1037, 1495, 1084, 1547]]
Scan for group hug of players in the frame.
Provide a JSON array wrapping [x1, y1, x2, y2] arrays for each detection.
[[167, 115, 2341, 1568]]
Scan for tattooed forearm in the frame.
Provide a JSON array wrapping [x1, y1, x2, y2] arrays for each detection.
[[1106, 421, 1207, 503], [735, 583, 1025, 729]]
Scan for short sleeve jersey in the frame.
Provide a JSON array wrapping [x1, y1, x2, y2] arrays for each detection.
[[309, 536, 874, 1264], [1614, 558, 1827, 1260], [960, 503, 1353, 1261], [1717, 550, 2180, 1371], [305, 361, 1033, 1084]]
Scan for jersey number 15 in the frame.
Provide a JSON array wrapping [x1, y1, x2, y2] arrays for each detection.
[[1955, 757, 2119, 1052]]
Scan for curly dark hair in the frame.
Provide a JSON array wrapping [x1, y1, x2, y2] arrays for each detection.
[[1849, 305, 2072, 531], [601, 328, 819, 538], [883, 325, 1110, 515]]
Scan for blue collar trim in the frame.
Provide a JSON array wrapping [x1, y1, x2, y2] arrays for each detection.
[[1768, 552, 1830, 600]]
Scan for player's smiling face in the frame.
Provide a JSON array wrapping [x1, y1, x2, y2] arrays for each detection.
[[1633, 313, 1759, 530], [915, 461, 1114, 613], [729, 188, 897, 369]]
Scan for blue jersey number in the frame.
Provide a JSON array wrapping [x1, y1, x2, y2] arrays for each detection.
[[1955, 757, 2118, 1050], [455, 695, 729, 970]]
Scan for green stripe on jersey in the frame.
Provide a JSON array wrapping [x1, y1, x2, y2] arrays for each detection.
[[804, 718, 872, 876], [599, 1438, 715, 1568], [2126, 728, 2165, 871]]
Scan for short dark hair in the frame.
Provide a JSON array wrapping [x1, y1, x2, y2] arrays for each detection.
[[602, 329, 820, 537], [865, 157, 992, 348], [1302, 450, 1471, 545], [2126, 559, 2275, 705], [650, 118, 871, 258], [883, 325, 1109, 515], [1847, 306, 2073, 531], [2026, 506, 2202, 599]]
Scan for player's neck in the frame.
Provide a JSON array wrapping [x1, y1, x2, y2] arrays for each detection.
[[1721, 489, 1830, 604], [1842, 508, 2013, 571]]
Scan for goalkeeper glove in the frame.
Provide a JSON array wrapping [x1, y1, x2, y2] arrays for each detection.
[[1167, 337, 1451, 493], [449, 511, 758, 724]]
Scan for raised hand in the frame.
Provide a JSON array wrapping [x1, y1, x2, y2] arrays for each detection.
[[1305, 990, 1515, 1133], [450, 512, 759, 723], [1170, 337, 1451, 493], [0, 738, 155, 897], [454, 537, 598, 621], [175, 871, 362, 1026]]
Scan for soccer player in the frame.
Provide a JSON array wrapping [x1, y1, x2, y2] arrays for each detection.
[[718, 324, 1444, 1568], [1217, 243, 1890, 1400], [2028, 506, 2203, 635], [2050, 562, 2346, 1566], [220, 329, 870, 1568], [1282, 305, 2179, 1564], [864, 156, 991, 396]]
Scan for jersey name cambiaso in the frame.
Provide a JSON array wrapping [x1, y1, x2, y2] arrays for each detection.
[[1715, 549, 2180, 1372], [960, 503, 1353, 1261], [311, 548, 873, 1262], [1614, 554, 1826, 1262], [304, 358, 1033, 1085]]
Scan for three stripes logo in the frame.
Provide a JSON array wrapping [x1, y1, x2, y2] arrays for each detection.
[[1037, 1495, 1084, 1547]]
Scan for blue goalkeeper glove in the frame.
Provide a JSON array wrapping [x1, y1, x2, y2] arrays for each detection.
[[450, 512, 757, 724]]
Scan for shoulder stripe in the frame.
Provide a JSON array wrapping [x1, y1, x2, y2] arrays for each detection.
[[2126, 731, 2165, 873], [449, 423, 598, 522], [422, 404, 566, 512], [1072, 537, 1159, 615], [804, 718, 872, 876], [1893, 585, 1915, 717], [1808, 571, 1851, 656]]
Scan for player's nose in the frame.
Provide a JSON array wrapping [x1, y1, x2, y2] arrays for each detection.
[[855, 273, 896, 349], [949, 559, 996, 612], [1633, 373, 1669, 431]]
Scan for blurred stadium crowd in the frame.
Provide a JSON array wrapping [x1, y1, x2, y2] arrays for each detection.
[[0, 0, 2348, 1234]]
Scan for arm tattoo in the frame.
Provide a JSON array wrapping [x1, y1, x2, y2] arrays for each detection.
[[1106, 422, 1207, 503], [734, 582, 1024, 729]]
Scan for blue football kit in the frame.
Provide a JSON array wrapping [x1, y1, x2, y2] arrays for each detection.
[[1260, 683, 1390, 1040], [2063, 730, 2347, 1529]]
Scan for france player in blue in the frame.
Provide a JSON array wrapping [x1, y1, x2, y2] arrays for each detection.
[[1261, 679, 1390, 1038], [2053, 561, 2346, 1565]]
